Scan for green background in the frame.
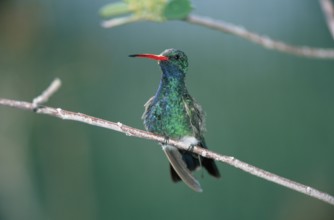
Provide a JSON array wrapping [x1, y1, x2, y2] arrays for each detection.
[[1, 0, 334, 219]]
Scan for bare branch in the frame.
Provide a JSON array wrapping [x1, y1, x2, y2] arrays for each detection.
[[32, 78, 62, 108], [0, 95, 333, 205], [101, 16, 140, 28], [320, 0, 334, 39], [185, 14, 334, 59], [0, 79, 333, 205]]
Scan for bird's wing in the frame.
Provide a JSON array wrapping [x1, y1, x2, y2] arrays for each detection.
[[142, 96, 155, 130], [163, 145, 203, 192], [183, 94, 221, 178], [182, 93, 206, 139], [142, 96, 154, 119]]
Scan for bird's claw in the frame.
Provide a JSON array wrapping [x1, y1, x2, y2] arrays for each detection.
[[187, 144, 195, 152], [32, 105, 44, 113], [163, 136, 170, 145]]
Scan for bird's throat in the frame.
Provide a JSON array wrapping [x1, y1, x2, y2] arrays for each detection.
[[157, 75, 186, 99]]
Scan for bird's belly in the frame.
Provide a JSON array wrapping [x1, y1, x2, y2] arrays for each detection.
[[144, 102, 192, 138]]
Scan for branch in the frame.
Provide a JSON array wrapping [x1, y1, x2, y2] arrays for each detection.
[[320, 0, 334, 39], [101, 15, 140, 28], [185, 14, 334, 59], [0, 79, 334, 206], [32, 78, 61, 108]]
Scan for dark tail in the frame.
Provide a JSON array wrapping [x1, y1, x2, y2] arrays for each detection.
[[202, 157, 220, 178], [170, 164, 182, 182], [169, 151, 220, 182]]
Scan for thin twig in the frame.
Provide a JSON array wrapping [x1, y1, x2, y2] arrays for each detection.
[[320, 0, 334, 39], [185, 14, 334, 59], [0, 81, 333, 205], [32, 78, 62, 108], [101, 16, 140, 28]]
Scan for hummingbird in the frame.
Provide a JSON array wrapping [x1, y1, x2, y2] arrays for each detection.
[[129, 48, 220, 192]]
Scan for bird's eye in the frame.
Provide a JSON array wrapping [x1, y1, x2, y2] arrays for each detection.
[[174, 54, 180, 60]]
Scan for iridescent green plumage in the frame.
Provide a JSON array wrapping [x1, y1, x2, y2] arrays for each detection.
[[143, 49, 201, 137], [131, 48, 220, 191]]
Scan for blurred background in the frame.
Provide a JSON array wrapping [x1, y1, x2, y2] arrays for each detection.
[[1, 0, 334, 219]]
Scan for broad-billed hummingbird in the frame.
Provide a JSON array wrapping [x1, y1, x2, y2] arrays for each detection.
[[129, 48, 220, 192]]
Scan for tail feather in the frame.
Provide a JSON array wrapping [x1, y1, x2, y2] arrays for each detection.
[[163, 145, 203, 192], [202, 157, 220, 178], [170, 164, 181, 182], [164, 137, 220, 191], [170, 155, 220, 182]]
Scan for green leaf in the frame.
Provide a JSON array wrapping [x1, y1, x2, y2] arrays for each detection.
[[99, 2, 131, 18], [163, 0, 192, 20]]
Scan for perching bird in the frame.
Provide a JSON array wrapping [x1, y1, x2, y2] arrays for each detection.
[[129, 48, 220, 192]]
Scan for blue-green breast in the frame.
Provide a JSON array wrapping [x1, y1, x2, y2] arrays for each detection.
[[143, 77, 193, 138]]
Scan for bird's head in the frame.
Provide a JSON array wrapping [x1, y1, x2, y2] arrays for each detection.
[[129, 48, 189, 77]]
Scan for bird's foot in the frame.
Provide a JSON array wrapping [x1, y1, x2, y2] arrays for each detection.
[[33, 105, 45, 113], [187, 144, 196, 152], [162, 136, 170, 145]]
